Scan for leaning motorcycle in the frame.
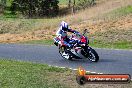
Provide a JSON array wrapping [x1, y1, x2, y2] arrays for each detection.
[[53, 29, 99, 62]]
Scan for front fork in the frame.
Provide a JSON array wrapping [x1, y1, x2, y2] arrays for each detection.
[[81, 46, 91, 57]]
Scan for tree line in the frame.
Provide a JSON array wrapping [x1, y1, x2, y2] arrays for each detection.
[[0, 0, 96, 18], [10, 0, 59, 17], [0, 0, 6, 13]]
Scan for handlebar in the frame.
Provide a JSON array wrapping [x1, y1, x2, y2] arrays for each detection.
[[82, 29, 89, 35]]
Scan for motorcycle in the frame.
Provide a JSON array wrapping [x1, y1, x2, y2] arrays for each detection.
[[53, 29, 99, 62]]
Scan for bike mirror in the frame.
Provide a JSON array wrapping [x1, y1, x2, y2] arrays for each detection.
[[83, 29, 89, 35]]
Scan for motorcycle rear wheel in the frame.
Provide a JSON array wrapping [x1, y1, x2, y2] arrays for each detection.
[[59, 46, 73, 60]]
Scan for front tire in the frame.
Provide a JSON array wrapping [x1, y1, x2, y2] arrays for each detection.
[[88, 48, 99, 62]]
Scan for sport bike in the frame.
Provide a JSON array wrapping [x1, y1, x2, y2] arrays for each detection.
[[54, 29, 99, 62]]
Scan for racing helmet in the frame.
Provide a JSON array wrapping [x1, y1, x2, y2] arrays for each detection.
[[61, 21, 69, 31]]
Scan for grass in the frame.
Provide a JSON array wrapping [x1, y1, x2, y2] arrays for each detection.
[[59, 0, 81, 5], [0, 17, 61, 33], [59, 0, 68, 5], [0, 59, 71, 88], [21, 39, 54, 45], [89, 28, 132, 49], [99, 5, 132, 20], [0, 59, 132, 88], [21, 38, 132, 49], [110, 5, 132, 15], [0, 58, 132, 88], [89, 39, 132, 49]]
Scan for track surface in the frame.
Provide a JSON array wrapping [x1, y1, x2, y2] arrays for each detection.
[[0, 44, 132, 75]]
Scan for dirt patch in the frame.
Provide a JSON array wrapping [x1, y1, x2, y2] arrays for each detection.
[[0, 31, 54, 43], [0, 14, 131, 43], [71, 14, 132, 32]]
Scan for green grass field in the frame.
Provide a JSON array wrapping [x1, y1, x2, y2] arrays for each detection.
[[20, 38, 132, 49], [100, 5, 132, 20], [0, 59, 132, 88], [89, 39, 132, 49], [114, 5, 132, 15], [59, 0, 68, 5], [21, 39, 54, 45], [0, 59, 71, 88]]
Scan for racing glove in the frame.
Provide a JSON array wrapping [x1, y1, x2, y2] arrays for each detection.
[[67, 43, 74, 48]]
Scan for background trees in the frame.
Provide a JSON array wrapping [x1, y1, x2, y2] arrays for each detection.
[[0, 0, 7, 14], [5, 0, 96, 18], [76, 0, 96, 10], [68, 0, 96, 13], [10, 0, 59, 18]]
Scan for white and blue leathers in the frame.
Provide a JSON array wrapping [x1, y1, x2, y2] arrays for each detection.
[[55, 21, 79, 47]]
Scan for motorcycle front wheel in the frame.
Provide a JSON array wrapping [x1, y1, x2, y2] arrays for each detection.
[[88, 48, 99, 62]]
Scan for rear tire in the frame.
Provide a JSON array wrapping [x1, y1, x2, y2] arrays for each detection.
[[59, 46, 73, 60], [88, 48, 99, 62]]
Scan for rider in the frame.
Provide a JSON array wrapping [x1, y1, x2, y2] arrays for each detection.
[[54, 21, 80, 48]]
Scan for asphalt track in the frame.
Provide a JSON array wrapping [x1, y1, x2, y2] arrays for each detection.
[[0, 44, 132, 75]]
